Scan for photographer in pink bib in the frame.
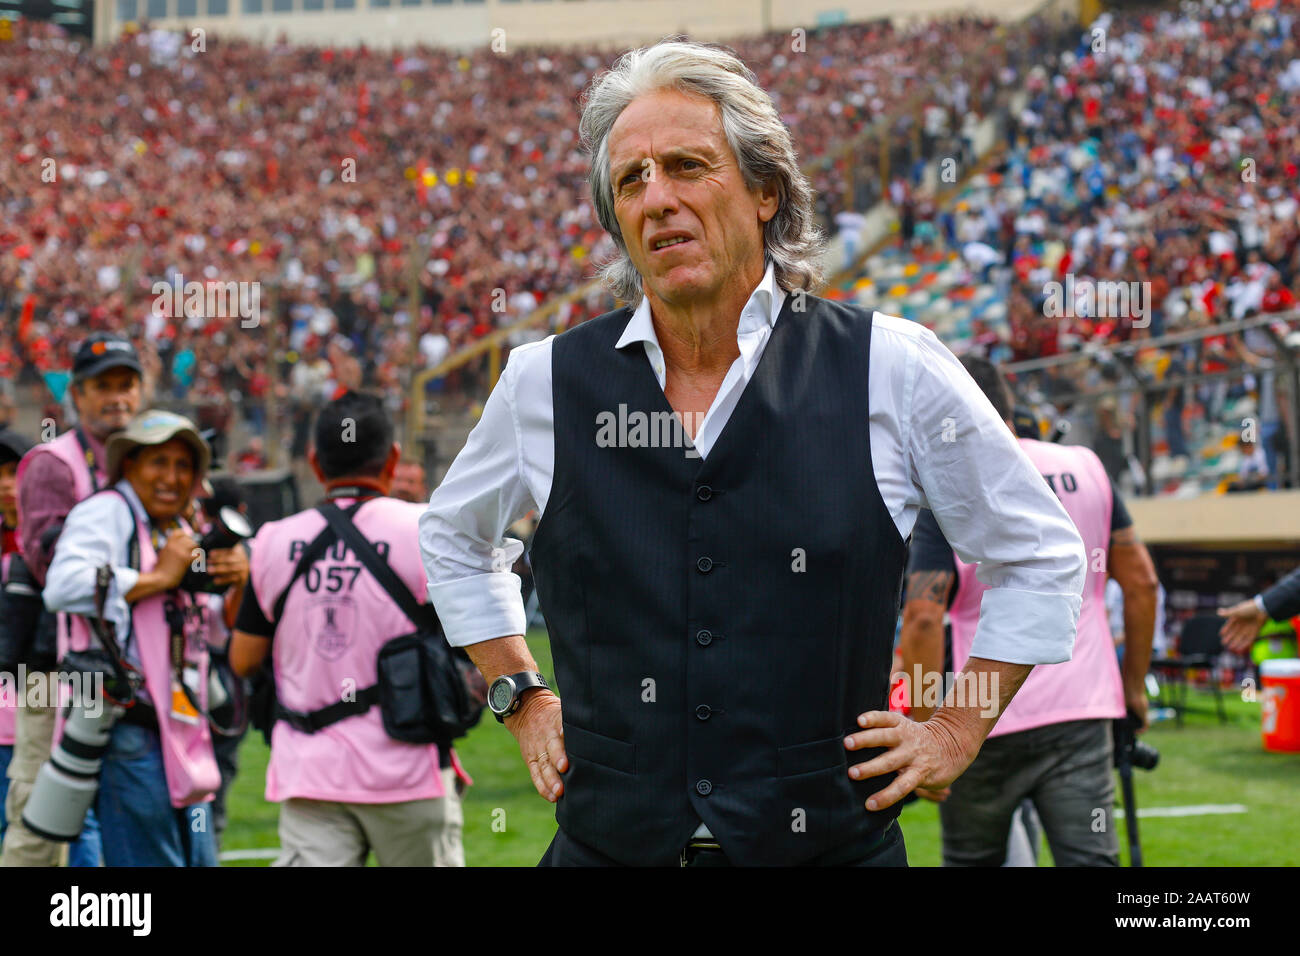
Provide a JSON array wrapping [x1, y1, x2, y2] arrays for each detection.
[[2, 332, 146, 868], [898, 356, 1158, 866], [39, 410, 240, 866], [230, 391, 471, 867]]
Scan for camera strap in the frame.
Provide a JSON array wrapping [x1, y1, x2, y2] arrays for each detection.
[[269, 499, 365, 627], [80, 490, 143, 704], [103, 488, 141, 661], [74, 427, 102, 494], [166, 593, 209, 725], [273, 500, 437, 736], [316, 502, 437, 633], [89, 565, 139, 705]]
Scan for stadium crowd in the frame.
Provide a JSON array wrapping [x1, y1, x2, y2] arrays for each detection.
[[867, 0, 1300, 494], [0, 1, 1295, 490], [1, 12, 1057, 454], [0, 2, 1296, 872]]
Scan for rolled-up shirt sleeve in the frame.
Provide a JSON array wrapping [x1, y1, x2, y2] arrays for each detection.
[[905, 331, 1086, 666], [419, 344, 542, 647], [42, 492, 139, 632]]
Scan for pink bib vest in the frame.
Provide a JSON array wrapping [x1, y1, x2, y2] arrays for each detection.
[[949, 439, 1124, 737], [0, 551, 15, 745], [17, 428, 103, 661], [61, 490, 221, 808], [249, 496, 469, 804], [16, 429, 102, 522], [11, 431, 104, 747]]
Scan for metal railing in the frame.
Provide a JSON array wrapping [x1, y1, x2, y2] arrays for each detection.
[[1004, 310, 1300, 496]]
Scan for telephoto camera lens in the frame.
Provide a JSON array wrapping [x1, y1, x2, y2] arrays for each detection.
[[22, 699, 123, 842]]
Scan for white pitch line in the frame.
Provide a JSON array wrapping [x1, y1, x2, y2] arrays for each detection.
[[219, 848, 280, 861], [1115, 804, 1247, 819], [218, 804, 1250, 858]]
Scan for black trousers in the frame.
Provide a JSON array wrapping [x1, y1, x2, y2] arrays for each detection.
[[539, 819, 907, 867]]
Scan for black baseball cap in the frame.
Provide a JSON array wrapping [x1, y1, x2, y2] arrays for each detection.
[[0, 427, 33, 467], [1012, 406, 1041, 440], [72, 333, 143, 384]]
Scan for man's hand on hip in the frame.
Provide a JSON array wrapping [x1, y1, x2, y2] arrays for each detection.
[[505, 690, 567, 803], [843, 711, 976, 811], [844, 657, 1032, 810]]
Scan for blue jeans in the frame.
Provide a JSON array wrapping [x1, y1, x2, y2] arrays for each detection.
[[69, 805, 102, 867], [95, 723, 217, 867]]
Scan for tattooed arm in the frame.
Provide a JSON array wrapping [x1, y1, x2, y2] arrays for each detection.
[[899, 569, 955, 723]]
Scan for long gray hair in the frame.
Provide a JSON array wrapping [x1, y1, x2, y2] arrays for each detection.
[[579, 40, 826, 305]]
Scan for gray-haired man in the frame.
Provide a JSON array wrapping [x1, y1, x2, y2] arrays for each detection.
[[420, 40, 1087, 866]]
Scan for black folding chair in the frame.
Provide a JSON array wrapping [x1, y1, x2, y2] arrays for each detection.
[[1150, 614, 1228, 726]]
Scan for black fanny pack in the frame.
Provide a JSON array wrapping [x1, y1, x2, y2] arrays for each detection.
[[272, 501, 487, 747]]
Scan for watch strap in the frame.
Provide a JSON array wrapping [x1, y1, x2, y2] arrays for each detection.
[[493, 671, 550, 721]]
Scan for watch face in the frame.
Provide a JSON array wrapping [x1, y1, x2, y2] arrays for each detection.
[[489, 676, 516, 714]]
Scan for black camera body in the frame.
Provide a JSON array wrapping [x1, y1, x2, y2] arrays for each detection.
[[60, 647, 142, 706], [179, 507, 253, 594], [1113, 714, 1159, 771]]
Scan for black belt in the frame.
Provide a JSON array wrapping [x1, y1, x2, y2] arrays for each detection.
[[276, 703, 453, 768], [678, 820, 900, 866], [117, 699, 159, 731], [680, 839, 727, 867]]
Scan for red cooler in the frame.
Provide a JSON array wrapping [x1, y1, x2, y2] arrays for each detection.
[[1260, 659, 1300, 753]]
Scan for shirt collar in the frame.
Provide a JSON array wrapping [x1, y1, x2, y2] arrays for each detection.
[[615, 260, 786, 355], [113, 479, 150, 527]]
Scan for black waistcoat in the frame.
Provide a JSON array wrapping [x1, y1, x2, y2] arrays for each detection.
[[528, 292, 908, 866]]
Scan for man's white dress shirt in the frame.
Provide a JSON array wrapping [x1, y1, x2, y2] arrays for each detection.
[[420, 263, 1086, 666]]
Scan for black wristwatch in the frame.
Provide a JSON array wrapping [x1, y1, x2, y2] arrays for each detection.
[[488, 671, 551, 722]]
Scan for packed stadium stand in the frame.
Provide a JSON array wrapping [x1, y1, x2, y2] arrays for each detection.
[[833, 2, 1300, 498], [2, 0, 1298, 507]]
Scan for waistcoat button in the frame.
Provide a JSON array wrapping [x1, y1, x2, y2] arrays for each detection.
[[695, 779, 713, 796], [696, 556, 713, 573], [695, 704, 712, 720], [696, 484, 713, 502], [695, 629, 713, 646]]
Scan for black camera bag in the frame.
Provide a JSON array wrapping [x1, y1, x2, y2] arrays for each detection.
[[271, 501, 486, 746]]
